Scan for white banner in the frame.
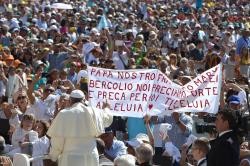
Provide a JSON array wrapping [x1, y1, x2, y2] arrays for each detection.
[[88, 64, 222, 117]]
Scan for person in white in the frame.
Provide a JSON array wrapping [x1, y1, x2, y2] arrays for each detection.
[[6, 67, 26, 103], [47, 89, 113, 166]]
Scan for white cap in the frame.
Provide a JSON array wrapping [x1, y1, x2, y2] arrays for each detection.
[[50, 19, 57, 24], [49, 25, 58, 31], [90, 28, 100, 35], [77, 70, 88, 84], [159, 123, 172, 140], [47, 39, 54, 44], [126, 138, 143, 148], [70, 89, 85, 99], [136, 133, 150, 143]]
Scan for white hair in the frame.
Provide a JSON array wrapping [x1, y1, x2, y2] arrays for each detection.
[[135, 143, 153, 164], [114, 154, 136, 166]]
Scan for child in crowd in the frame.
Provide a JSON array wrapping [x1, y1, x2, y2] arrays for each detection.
[[191, 138, 210, 166], [11, 114, 36, 147], [32, 120, 50, 166]]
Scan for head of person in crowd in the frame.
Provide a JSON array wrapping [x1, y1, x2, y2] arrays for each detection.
[[191, 138, 210, 163], [179, 58, 189, 70], [114, 154, 136, 166], [34, 120, 50, 138], [227, 95, 241, 111], [241, 28, 250, 38], [135, 143, 153, 165], [47, 69, 59, 84], [159, 60, 168, 73], [69, 89, 85, 105], [100, 127, 115, 149], [125, 138, 143, 156], [1, 102, 12, 119], [58, 93, 70, 110], [59, 69, 68, 81], [21, 114, 36, 131], [0, 156, 12, 166], [215, 110, 237, 134], [69, 62, 77, 75], [14, 90, 29, 114], [42, 84, 55, 100]]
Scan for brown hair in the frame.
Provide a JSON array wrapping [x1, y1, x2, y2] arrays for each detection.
[[193, 138, 210, 154], [21, 114, 36, 128], [36, 120, 50, 137]]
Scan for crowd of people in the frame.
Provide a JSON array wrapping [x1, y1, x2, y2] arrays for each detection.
[[0, 0, 250, 165]]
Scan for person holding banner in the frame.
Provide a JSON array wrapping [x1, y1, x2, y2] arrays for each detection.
[[47, 90, 113, 166], [151, 112, 193, 150]]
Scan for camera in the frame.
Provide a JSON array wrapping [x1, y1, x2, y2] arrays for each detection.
[[195, 123, 216, 134], [236, 114, 250, 137], [195, 114, 216, 134], [203, 115, 217, 123]]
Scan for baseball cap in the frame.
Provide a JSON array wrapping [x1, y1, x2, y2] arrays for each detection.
[[104, 127, 113, 134], [228, 95, 240, 104]]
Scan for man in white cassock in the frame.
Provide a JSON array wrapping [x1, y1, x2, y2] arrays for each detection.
[[47, 90, 113, 166]]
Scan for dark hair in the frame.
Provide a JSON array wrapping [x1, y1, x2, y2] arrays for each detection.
[[36, 120, 50, 137], [96, 138, 105, 154], [60, 19, 67, 27], [218, 110, 237, 130]]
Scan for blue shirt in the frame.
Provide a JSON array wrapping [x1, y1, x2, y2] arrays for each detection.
[[67, 72, 77, 85], [0, 36, 11, 47], [158, 114, 193, 149], [236, 37, 250, 55], [105, 140, 127, 159], [48, 52, 69, 71], [36, 20, 48, 30], [127, 117, 148, 140]]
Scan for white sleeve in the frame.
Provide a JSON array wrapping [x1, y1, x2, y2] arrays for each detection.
[[11, 128, 22, 147], [9, 114, 20, 128], [238, 90, 247, 106], [49, 137, 64, 162]]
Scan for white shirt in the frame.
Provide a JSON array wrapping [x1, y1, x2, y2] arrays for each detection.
[[0, 80, 6, 97], [164, 142, 181, 163], [153, 124, 163, 147], [31, 95, 58, 121], [237, 90, 247, 106], [219, 130, 232, 137], [32, 136, 50, 166], [11, 126, 34, 147], [197, 157, 207, 166], [7, 74, 21, 101]]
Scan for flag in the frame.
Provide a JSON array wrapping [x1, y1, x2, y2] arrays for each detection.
[[97, 15, 109, 31]]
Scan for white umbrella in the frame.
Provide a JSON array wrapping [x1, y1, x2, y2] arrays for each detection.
[[51, 3, 73, 10]]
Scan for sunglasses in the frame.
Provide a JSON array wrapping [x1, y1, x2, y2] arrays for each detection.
[[45, 89, 54, 93], [17, 96, 26, 100]]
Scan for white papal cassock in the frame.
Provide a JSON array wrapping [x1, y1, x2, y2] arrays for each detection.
[[47, 102, 113, 166]]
